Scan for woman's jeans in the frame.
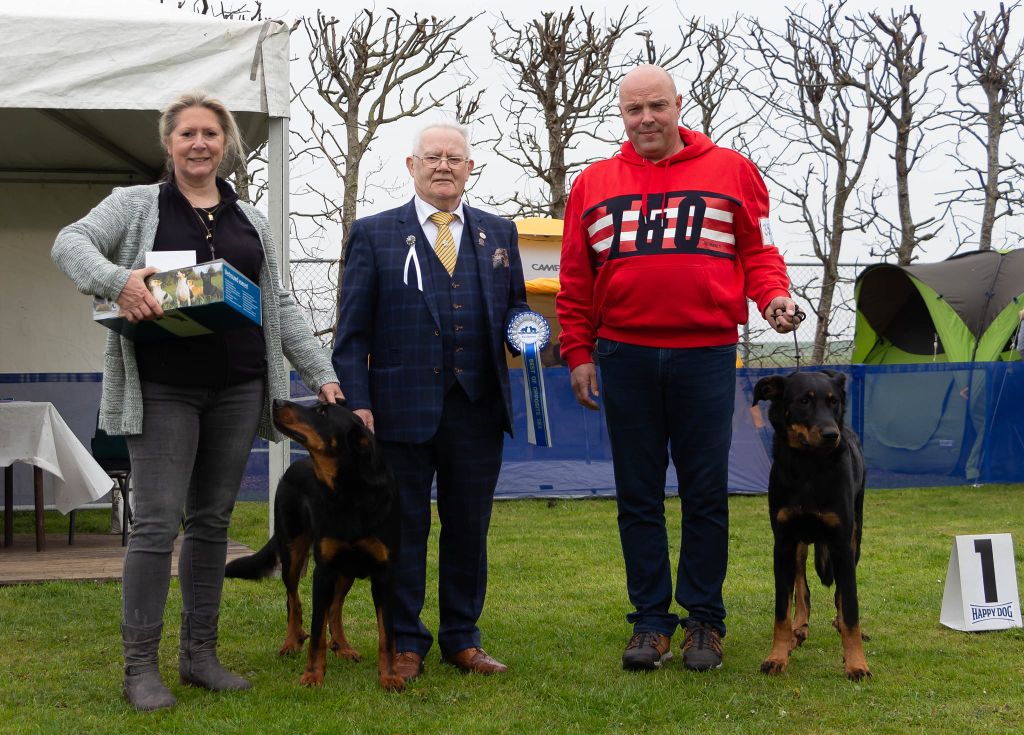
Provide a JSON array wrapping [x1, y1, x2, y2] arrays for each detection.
[[123, 379, 264, 629], [597, 340, 736, 638]]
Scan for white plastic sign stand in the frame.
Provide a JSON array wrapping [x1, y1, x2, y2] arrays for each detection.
[[940, 533, 1022, 631]]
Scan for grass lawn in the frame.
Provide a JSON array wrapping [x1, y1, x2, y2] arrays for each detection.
[[2, 485, 1023, 734]]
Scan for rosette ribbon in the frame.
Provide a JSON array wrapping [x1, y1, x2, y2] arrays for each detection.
[[507, 311, 552, 447]]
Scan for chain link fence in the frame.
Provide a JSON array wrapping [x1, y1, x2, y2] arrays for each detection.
[[290, 258, 863, 368], [289, 258, 341, 344], [741, 262, 860, 367]]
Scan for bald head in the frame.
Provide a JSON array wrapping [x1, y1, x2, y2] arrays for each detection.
[[618, 65, 683, 162], [619, 65, 678, 105]]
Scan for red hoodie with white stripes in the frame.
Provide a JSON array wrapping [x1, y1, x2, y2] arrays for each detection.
[[556, 127, 791, 371]]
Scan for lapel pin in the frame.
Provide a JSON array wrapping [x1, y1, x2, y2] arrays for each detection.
[[478, 231, 487, 247], [406, 235, 416, 246]]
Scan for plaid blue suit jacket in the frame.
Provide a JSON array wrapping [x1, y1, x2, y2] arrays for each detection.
[[332, 199, 529, 443]]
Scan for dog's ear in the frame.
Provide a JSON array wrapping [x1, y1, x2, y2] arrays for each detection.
[[347, 423, 389, 490], [820, 369, 848, 417], [753, 375, 786, 406], [820, 369, 847, 395], [348, 424, 372, 455], [819, 368, 846, 386]]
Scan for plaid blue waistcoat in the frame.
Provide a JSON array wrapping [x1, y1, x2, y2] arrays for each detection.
[[426, 229, 499, 401]]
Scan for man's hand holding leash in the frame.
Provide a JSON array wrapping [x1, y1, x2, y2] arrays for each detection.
[[765, 296, 803, 334]]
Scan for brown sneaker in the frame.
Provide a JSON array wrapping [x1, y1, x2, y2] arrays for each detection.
[[394, 651, 424, 682], [681, 620, 723, 671], [621, 631, 673, 670]]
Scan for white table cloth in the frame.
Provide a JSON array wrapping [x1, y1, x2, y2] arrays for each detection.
[[0, 401, 112, 514]]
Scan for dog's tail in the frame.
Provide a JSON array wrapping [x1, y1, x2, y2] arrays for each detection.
[[225, 537, 280, 580], [814, 543, 835, 587]]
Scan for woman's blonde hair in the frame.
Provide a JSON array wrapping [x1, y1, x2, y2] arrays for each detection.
[[158, 91, 244, 178]]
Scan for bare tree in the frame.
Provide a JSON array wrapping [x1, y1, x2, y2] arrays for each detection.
[[486, 8, 645, 219], [294, 9, 477, 249], [289, 10, 477, 339], [749, 0, 886, 364], [939, 2, 1024, 251], [167, 0, 261, 20], [668, 14, 772, 160], [845, 7, 944, 265]]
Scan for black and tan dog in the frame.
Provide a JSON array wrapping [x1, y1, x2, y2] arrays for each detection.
[[225, 399, 404, 691], [752, 369, 870, 681]]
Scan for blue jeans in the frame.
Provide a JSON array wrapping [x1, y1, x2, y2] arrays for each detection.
[[597, 340, 735, 638], [123, 379, 264, 629]]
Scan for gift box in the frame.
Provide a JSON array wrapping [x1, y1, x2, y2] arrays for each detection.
[[93, 259, 261, 341]]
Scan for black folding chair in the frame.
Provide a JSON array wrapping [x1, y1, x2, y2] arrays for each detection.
[[69, 415, 132, 546]]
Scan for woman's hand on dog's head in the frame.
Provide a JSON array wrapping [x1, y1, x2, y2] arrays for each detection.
[[318, 382, 345, 405]]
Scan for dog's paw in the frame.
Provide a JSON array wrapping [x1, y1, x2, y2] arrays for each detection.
[[760, 656, 788, 675], [300, 669, 325, 687], [330, 641, 361, 661], [845, 664, 871, 682], [279, 637, 306, 656], [791, 624, 809, 649], [379, 673, 406, 692]]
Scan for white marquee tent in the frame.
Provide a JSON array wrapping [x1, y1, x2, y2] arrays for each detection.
[[0, 1, 294, 504]]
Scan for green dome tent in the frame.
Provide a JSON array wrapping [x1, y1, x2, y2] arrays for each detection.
[[853, 249, 1024, 364], [852, 249, 1024, 481]]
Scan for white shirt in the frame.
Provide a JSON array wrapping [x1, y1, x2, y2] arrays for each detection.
[[414, 194, 466, 259]]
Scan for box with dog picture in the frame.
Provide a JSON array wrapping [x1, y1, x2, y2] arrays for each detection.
[[93, 259, 261, 341]]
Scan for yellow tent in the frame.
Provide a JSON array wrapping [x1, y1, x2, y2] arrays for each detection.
[[512, 219, 564, 367]]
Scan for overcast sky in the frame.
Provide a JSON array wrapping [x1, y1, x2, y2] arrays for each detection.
[[273, 0, 1024, 264], [33, 0, 1024, 263]]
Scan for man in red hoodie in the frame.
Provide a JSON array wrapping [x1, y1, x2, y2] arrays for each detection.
[[557, 65, 800, 672]]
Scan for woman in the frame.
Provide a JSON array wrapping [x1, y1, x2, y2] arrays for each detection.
[[52, 91, 343, 712]]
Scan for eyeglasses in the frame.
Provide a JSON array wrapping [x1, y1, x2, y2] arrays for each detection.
[[413, 155, 469, 169]]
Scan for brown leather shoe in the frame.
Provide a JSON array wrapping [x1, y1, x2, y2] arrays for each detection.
[[394, 651, 424, 682], [442, 647, 508, 674]]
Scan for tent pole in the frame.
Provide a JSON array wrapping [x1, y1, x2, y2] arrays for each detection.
[[267, 115, 290, 540]]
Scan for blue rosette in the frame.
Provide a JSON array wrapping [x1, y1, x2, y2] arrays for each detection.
[[507, 311, 553, 447]]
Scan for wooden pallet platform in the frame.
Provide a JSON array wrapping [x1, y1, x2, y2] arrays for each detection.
[[0, 534, 252, 586]]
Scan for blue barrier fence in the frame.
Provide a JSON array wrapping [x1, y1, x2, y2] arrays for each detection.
[[3, 361, 1022, 505], [492, 361, 1024, 498]]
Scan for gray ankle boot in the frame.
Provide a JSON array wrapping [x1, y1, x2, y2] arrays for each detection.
[[122, 623, 176, 712], [179, 612, 251, 691]]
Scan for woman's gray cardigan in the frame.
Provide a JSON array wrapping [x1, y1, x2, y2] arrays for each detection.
[[51, 184, 338, 442]]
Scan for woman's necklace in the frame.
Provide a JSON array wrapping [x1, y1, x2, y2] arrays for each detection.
[[196, 202, 220, 222], [190, 202, 219, 257]]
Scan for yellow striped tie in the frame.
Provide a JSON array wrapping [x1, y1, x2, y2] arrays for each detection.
[[429, 211, 458, 275]]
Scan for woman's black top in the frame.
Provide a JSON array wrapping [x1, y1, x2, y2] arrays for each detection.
[[134, 177, 267, 388]]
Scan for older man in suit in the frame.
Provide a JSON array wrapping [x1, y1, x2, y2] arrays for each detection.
[[332, 121, 528, 681]]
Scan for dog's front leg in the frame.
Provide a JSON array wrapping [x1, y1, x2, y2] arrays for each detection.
[[761, 537, 798, 675], [791, 542, 811, 648], [280, 536, 311, 655], [832, 551, 870, 681], [371, 573, 404, 692], [300, 565, 335, 687], [328, 576, 361, 661]]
